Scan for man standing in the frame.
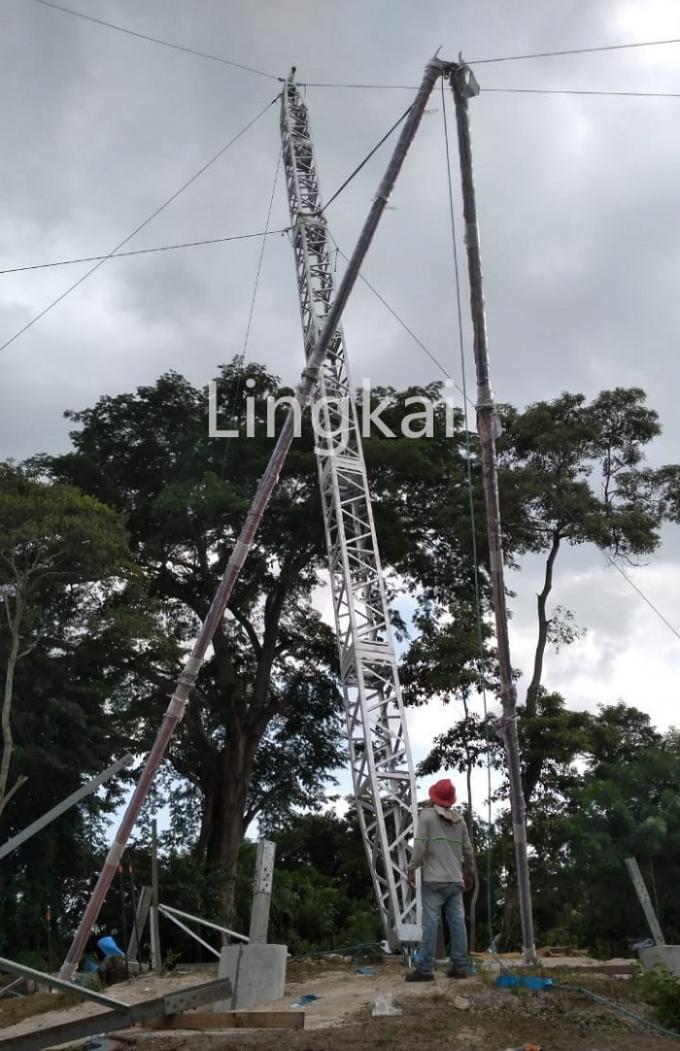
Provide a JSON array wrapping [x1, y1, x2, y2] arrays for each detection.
[[406, 778, 474, 981]]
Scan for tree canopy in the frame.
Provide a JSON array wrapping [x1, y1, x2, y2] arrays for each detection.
[[44, 364, 484, 923], [2, 373, 678, 964]]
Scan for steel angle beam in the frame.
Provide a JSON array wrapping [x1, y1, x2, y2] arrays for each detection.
[[0, 755, 134, 862], [0, 971, 231, 1051], [0, 957, 128, 1009], [625, 856, 666, 946]]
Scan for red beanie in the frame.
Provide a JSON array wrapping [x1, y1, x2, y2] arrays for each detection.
[[428, 778, 456, 807]]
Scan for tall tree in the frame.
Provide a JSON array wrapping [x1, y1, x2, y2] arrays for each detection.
[[419, 388, 679, 944], [49, 365, 342, 919], [0, 464, 130, 821], [569, 707, 680, 953], [0, 465, 134, 963], [499, 388, 664, 734]]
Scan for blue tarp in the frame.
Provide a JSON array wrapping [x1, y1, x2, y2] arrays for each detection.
[[96, 936, 125, 958], [496, 974, 553, 990]]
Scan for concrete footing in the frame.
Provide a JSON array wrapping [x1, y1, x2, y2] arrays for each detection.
[[215, 943, 287, 1010], [638, 944, 680, 977]]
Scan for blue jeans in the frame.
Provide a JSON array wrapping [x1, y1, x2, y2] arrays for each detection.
[[414, 881, 468, 975]]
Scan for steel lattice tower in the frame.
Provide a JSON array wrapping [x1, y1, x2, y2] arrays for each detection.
[[281, 73, 421, 948]]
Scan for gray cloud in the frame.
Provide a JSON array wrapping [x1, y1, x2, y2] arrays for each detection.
[[2, 0, 680, 725]]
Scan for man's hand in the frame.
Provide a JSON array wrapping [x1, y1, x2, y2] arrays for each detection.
[[407, 870, 416, 890], [464, 874, 474, 892]]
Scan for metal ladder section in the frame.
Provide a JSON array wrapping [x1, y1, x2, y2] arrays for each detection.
[[280, 73, 421, 947]]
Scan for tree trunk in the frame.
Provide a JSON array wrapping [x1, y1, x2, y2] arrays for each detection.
[[194, 786, 214, 865], [525, 531, 561, 717], [0, 592, 27, 819], [500, 876, 519, 949], [201, 713, 271, 932], [497, 532, 563, 945]]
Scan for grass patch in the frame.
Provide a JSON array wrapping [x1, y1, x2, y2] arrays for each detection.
[[633, 965, 680, 1032], [0, 991, 69, 1029]]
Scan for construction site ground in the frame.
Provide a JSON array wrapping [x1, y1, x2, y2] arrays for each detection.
[[1, 955, 678, 1050]]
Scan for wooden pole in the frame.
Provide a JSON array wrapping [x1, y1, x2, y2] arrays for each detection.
[[127, 885, 152, 964], [128, 864, 142, 969], [449, 61, 536, 963], [150, 820, 161, 971], [45, 905, 53, 974], [117, 864, 129, 977], [625, 857, 666, 945]]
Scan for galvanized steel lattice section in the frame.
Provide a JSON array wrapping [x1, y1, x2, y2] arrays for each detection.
[[280, 76, 421, 947]]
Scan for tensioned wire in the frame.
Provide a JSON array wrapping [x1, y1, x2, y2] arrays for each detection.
[[0, 230, 291, 275], [30, 1, 680, 95], [3, 60, 675, 645], [0, 94, 280, 355], [32, 0, 281, 81], [32, 0, 680, 79], [220, 147, 283, 480], [328, 235, 680, 650], [324, 71, 680, 940]]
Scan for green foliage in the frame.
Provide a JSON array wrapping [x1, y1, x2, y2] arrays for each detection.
[[269, 868, 382, 954], [44, 364, 350, 915], [80, 972, 104, 992], [497, 387, 665, 559], [266, 811, 382, 955], [161, 948, 183, 973], [0, 464, 135, 962], [634, 965, 680, 1031], [41, 365, 494, 919], [3, 375, 680, 966]]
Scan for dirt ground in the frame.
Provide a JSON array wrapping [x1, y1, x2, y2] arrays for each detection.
[[2, 958, 679, 1051]]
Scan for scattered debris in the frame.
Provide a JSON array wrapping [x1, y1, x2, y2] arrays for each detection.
[[500, 1044, 542, 1051], [372, 992, 401, 1017], [289, 993, 320, 1010], [453, 995, 470, 1010]]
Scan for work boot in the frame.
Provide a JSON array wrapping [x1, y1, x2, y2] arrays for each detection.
[[405, 969, 434, 982], [446, 966, 469, 979]]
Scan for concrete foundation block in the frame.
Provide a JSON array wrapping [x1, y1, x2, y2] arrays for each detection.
[[638, 944, 680, 977], [215, 943, 287, 1010]]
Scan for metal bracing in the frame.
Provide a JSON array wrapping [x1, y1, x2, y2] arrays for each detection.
[[281, 73, 421, 947]]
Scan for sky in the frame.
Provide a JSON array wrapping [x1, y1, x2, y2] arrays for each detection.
[[2, 0, 680, 818]]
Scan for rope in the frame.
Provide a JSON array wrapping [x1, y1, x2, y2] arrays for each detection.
[[0, 229, 291, 275], [468, 37, 680, 65], [482, 86, 680, 99], [220, 148, 282, 479], [239, 150, 283, 369], [331, 232, 680, 648], [440, 80, 496, 953], [554, 982, 680, 1042], [321, 105, 412, 213], [327, 235, 466, 400], [31, 0, 282, 81]]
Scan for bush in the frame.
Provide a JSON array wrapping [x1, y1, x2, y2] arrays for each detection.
[[634, 964, 680, 1031]]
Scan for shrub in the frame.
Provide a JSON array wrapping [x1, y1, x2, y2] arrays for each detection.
[[634, 964, 680, 1031]]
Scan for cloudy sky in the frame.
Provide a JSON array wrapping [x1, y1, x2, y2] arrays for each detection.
[[2, 0, 680, 811]]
